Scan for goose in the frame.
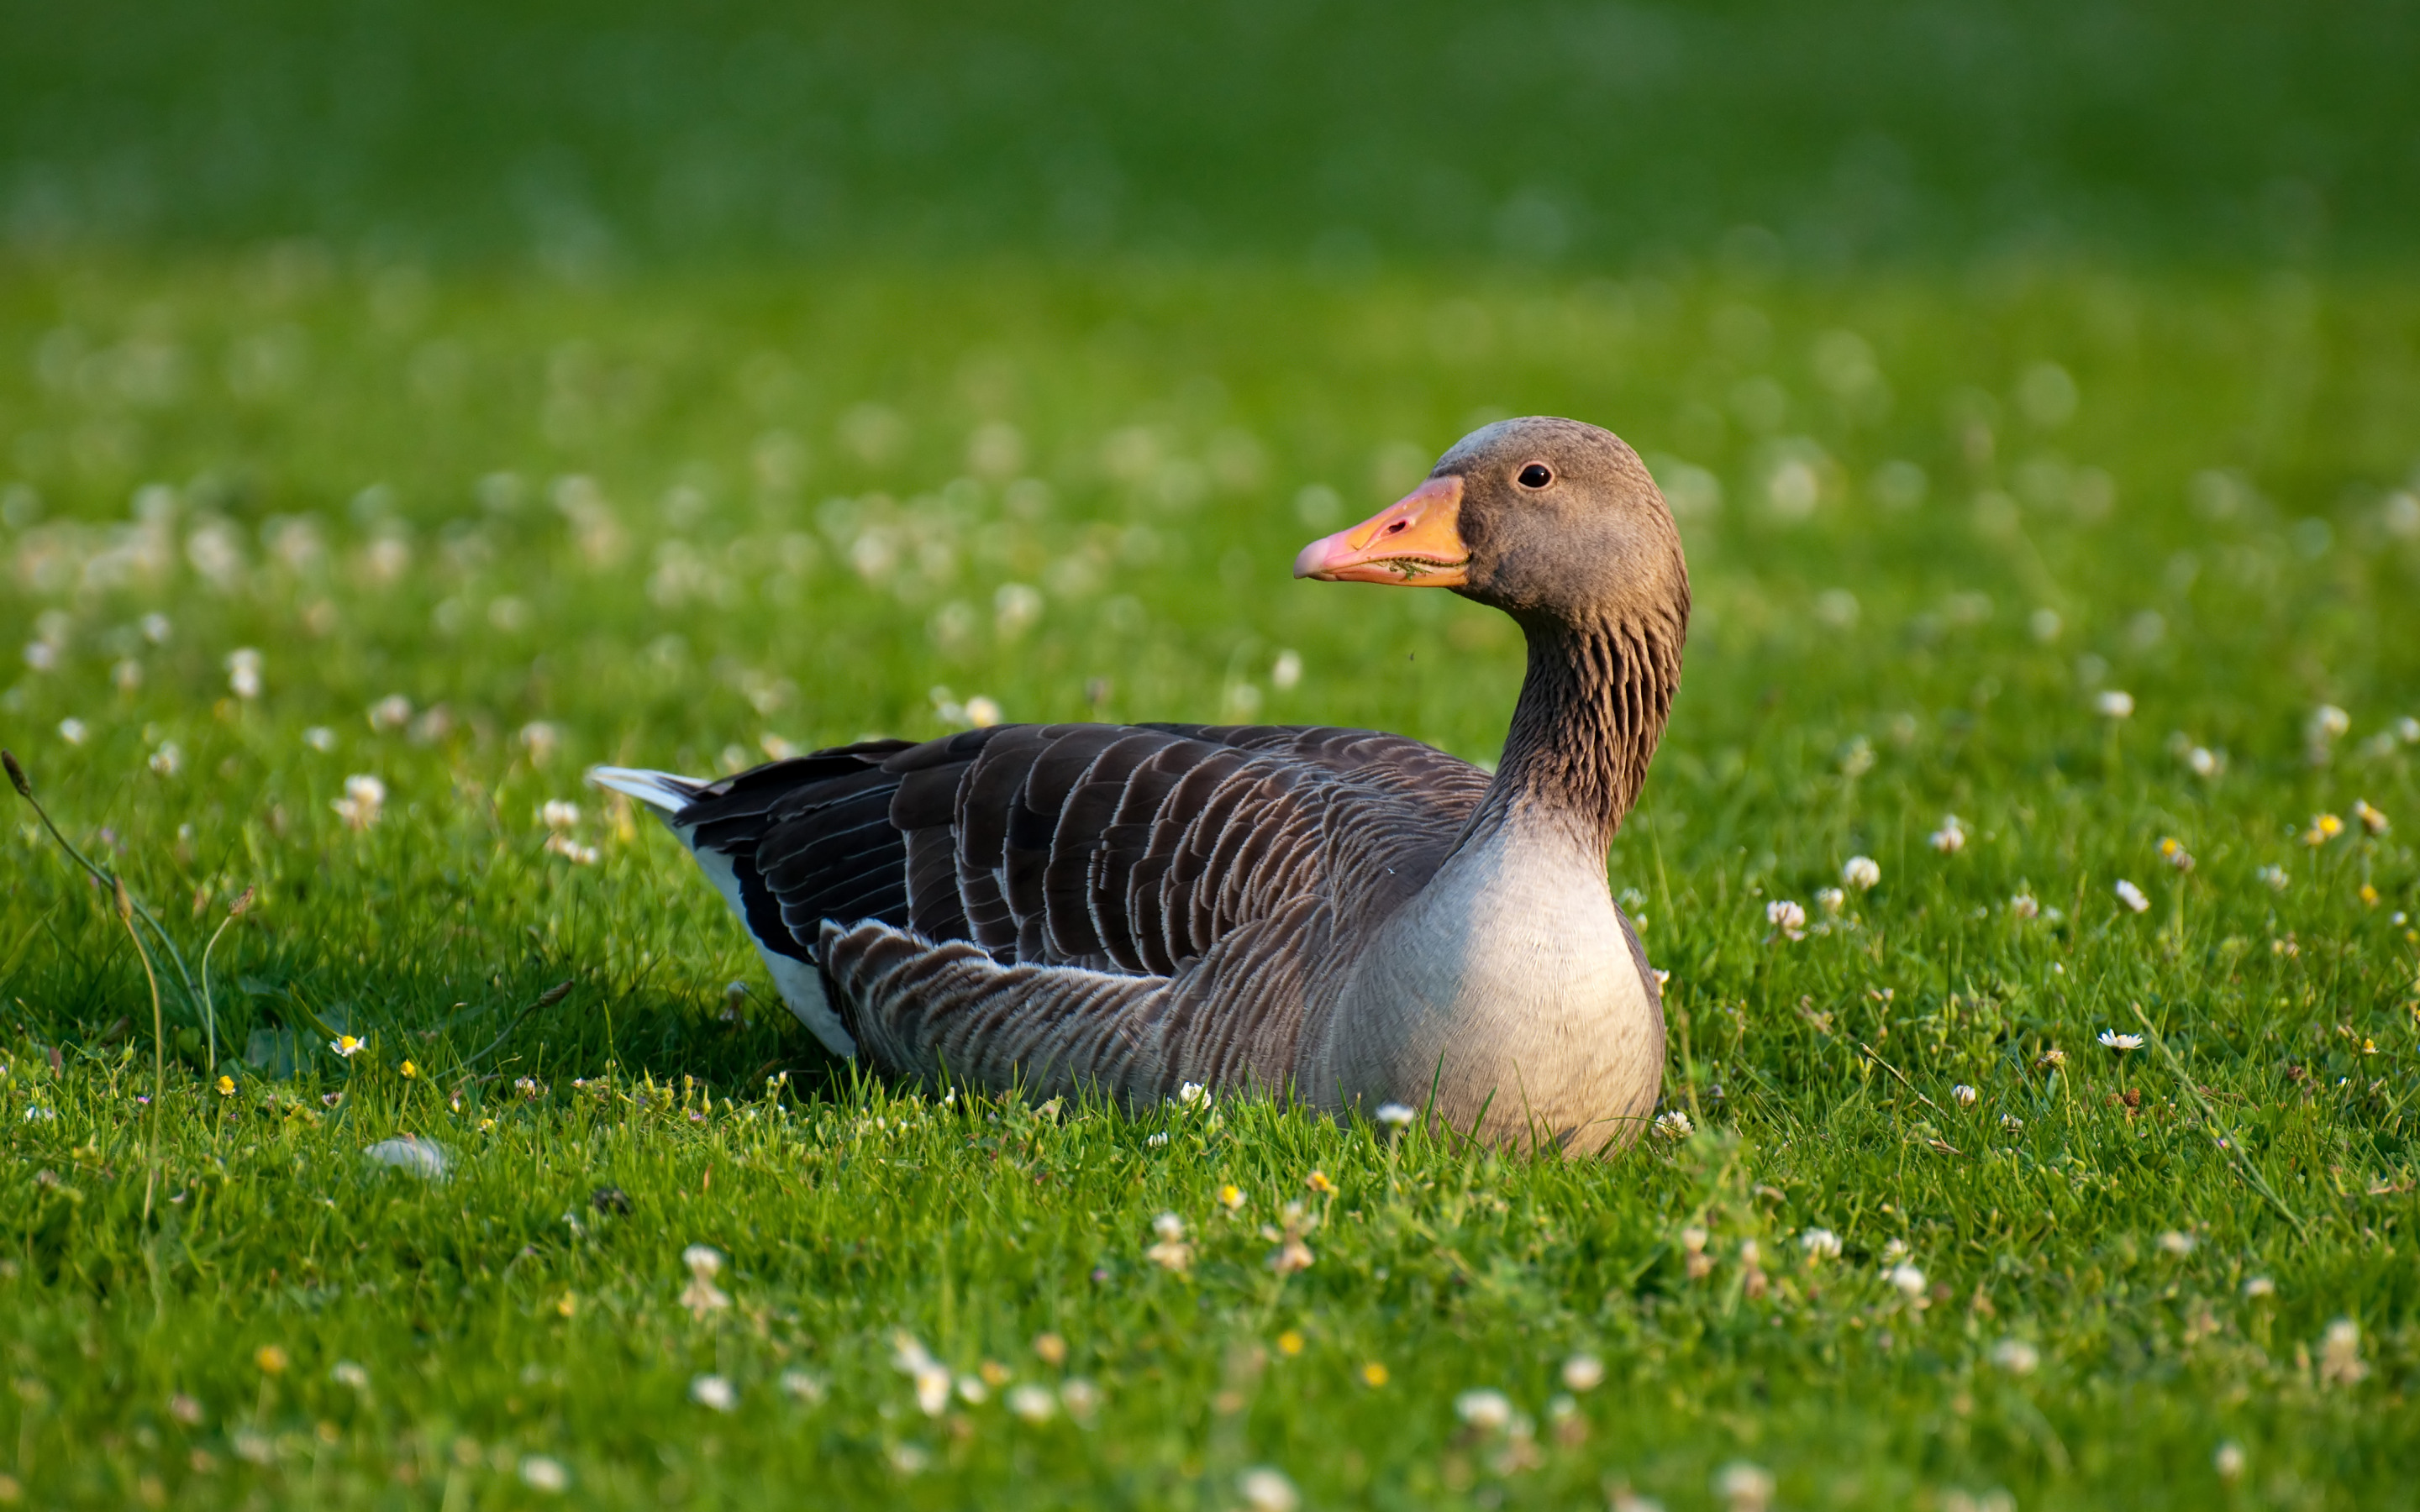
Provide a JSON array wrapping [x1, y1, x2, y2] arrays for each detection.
[[592, 416, 1688, 1150]]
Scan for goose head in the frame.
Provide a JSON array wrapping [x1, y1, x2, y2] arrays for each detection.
[[1293, 416, 1685, 632]]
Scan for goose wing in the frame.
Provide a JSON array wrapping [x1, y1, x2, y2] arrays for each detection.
[[667, 723, 1490, 977]]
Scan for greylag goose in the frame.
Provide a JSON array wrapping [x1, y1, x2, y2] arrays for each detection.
[[592, 416, 1688, 1150]]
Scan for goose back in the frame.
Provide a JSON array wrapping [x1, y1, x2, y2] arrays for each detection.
[[668, 723, 1494, 988]]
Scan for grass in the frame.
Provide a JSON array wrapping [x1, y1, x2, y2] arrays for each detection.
[[8, 0, 2420, 265], [1, 250, 2418, 1508]]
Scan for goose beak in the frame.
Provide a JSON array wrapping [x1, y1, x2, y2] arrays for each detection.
[[1292, 475, 1470, 585]]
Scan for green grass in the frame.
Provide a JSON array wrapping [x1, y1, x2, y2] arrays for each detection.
[[3, 251, 2418, 1509], [8, 0, 2420, 266]]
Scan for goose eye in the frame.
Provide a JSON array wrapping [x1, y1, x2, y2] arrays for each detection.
[[1517, 463, 1553, 489]]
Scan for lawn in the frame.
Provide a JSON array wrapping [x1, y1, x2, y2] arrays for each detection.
[[3, 252, 2417, 1509]]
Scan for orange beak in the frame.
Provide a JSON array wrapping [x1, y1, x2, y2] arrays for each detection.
[[1292, 475, 1469, 586]]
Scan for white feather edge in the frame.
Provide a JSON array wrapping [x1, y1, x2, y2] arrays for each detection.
[[584, 764, 856, 1058]]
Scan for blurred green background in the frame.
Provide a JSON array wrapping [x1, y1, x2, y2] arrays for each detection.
[[6, 0, 2417, 270]]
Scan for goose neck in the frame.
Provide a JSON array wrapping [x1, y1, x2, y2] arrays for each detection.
[[1476, 610, 1681, 855]]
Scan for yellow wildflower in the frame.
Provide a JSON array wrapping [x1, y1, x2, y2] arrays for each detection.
[[1304, 1170, 1336, 1194], [1276, 1331, 1304, 1357], [255, 1345, 288, 1375], [1361, 1362, 1389, 1388], [400, 1060, 418, 1079], [215, 1075, 236, 1097], [1218, 1184, 1244, 1211]]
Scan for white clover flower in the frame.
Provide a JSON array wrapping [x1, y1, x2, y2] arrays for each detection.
[[2158, 1230, 2196, 1257], [2243, 1277, 2275, 1299], [1059, 1378, 1102, 1420], [2000, 1114, 2025, 1132], [1007, 1383, 1055, 1421], [2008, 891, 2040, 918], [1145, 1215, 1193, 1273], [2353, 799, 2390, 836], [1561, 1354, 1606, 1392], [955, 1374, 988, 1404], [1455, 1389, 1513, 1431], [1990, 1339, 2039, 1376], [544, 833, 600, 864], [2096, 690, 2135, 719], [1145, 1131, 1170, 1147], [2098, 1030, 2144, 1053], [690, 1375, 736, 1412], [149, 741, 184, 777], [2318, 1318, 2368, 1386], [1176, 1081, 1210, 1110], [1887, 1263, 1927, 1297], [1798, 1228, 1842, 1261], [1951, 1084, 1977, 1107], [1928, 816, 1966, 853], [1374, 1101, 1416, 1130], [540, 800, 581, 830], [56, 717, 87, 745], [1716, 1462, 1776, 1512], [681, 1247, 731, 1318], [1653, 1110, 1694, 1140], [2185, 746, 2220, 778], [334, 773, 386, 829], [913, 1364, 951, 1415], [331, 1361, 371, 1389], [1841, 855, 1881, 890], [2309, 704, 2350, 740], [1270, 650, 1302, 690], [1816, 887, 1846, 915], [1765, 900, 1807, 940], [2214, 1441, 2246, 1481], [302, 726, 336, 753], [1239, 1467, 1300, 1512], [520, 1456, 570, 1493], [368, 694, 413, 731], [2257, 864, 2289, 890], [2114, 879, 2149, 913], [226, 648, 264, 700], [779, 1370, 824, 1404]]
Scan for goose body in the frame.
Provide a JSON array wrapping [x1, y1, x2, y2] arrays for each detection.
[[592, 417, 1687, 1150]]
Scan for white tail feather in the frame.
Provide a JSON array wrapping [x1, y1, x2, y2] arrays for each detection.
[[587, 765, 706, 821]]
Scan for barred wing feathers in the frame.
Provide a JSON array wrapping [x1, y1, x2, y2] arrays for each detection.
[[671, 724, 1489, 984]]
